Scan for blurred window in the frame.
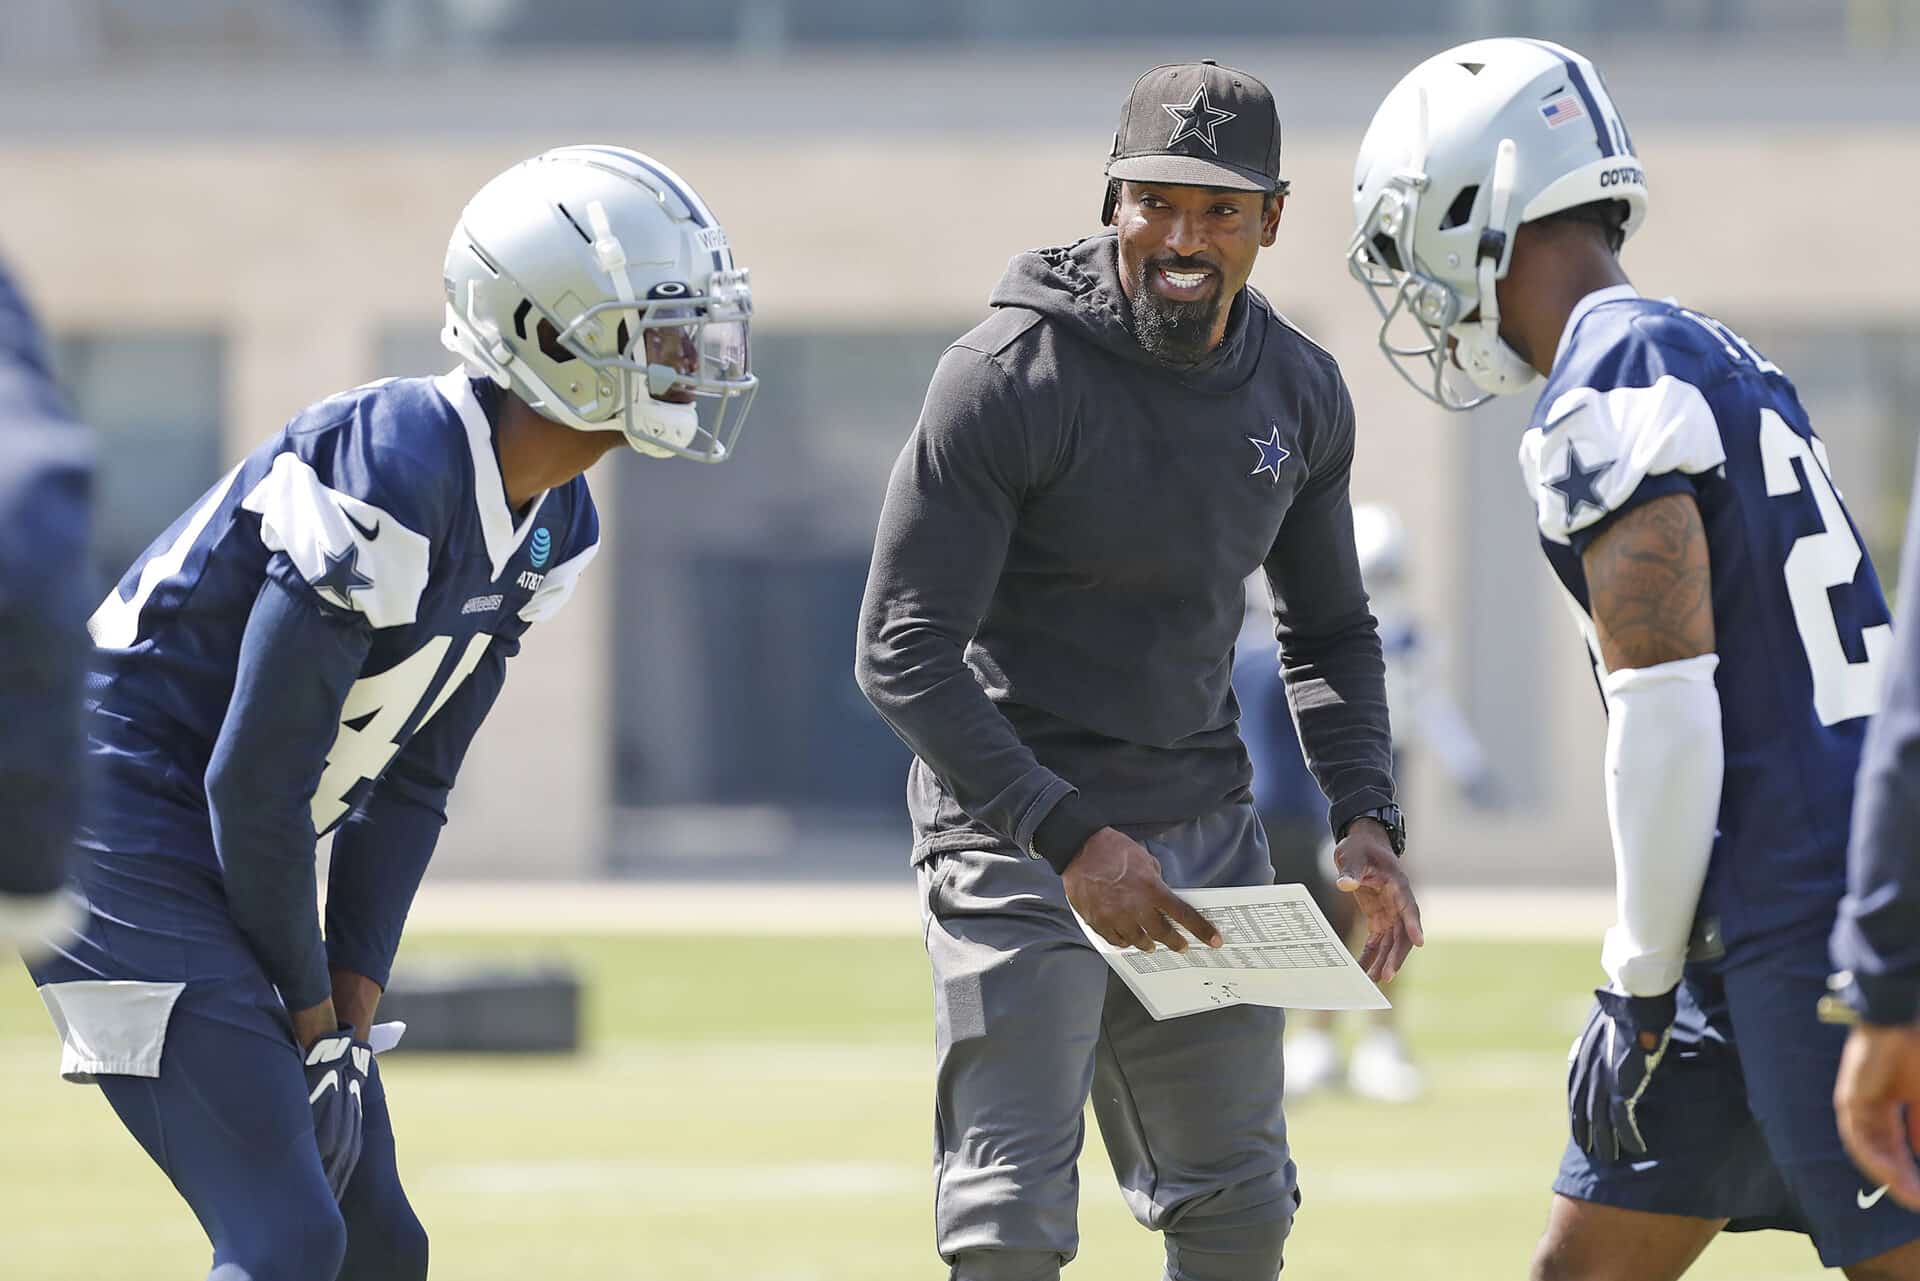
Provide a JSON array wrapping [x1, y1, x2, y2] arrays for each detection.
[[612, 326, 953, 813], [1457, 391, 1552, 807], [52, 331, 225, 590], [0, 0, 1859, 62]]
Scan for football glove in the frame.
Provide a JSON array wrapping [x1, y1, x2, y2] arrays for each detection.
[[1568, 986, 1678, 1162], [304, 1023, 374, 1200]]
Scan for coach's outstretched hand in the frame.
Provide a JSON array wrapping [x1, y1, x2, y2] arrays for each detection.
[[303, 1022, 374, 1200], [1333, 819, 1424, 983], [1063, 828, 1223, 954]]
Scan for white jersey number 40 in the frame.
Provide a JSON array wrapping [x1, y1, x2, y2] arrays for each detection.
[[311, 633, 493, 831], [1758, 408, 1891, 726]]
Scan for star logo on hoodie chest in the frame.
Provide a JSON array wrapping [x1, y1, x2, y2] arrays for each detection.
[[1247, 425, 1291, 483]]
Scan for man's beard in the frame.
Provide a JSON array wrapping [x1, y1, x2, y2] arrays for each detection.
[[1131, 256, 1228, 365]]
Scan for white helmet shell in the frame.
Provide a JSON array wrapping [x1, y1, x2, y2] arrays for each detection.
[[1352, 502, 1408, 586], [1348, 39, 1647, 410], [441, 145, 757, 462]]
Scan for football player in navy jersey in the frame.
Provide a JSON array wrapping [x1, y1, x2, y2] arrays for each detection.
[[1350, 38, 1918, 1280], [24, 146, 756, 1281], [0, 257, 90, 954]]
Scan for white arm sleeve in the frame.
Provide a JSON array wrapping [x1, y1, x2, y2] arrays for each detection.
[[1599, 652, 1724, 996]]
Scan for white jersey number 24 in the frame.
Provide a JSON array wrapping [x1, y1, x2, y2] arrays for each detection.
[[1758, 408, 1891, 727]]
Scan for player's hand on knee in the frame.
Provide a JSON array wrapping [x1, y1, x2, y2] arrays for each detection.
[[1063, 828, 1223, 953], [303, 1022, 375, 1200], [1332, 821, 1423, 983], [1568, 987, 1677, 1162]]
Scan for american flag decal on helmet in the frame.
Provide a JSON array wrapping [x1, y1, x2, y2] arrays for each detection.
[[1540, 94, 1585, 128]]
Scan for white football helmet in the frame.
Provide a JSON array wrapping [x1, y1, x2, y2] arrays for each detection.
[[1352, 502, 1407, 588], [1348, 39, 1648, 410], [442, 145, 757, 462]]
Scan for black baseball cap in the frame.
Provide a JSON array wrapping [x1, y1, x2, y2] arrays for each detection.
[[1103, 60, 1288, 221]]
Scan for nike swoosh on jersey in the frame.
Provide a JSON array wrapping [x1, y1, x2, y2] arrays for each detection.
[[1858, 1184, 1891, 1209], [343, 509, 381, 541]]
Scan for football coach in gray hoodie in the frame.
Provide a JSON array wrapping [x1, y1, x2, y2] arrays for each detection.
[[856, 61, 1422, 1281]]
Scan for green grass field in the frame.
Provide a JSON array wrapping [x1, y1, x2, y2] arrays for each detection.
[[1, 935, 1828, 1278]]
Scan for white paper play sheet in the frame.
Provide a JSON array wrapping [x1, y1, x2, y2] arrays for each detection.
[[1074, 883, 1390, 1020]]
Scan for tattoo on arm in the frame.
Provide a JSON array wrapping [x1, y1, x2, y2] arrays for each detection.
[[1582, 492, 1715, 672]]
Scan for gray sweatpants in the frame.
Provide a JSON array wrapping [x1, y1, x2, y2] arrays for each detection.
[[919, 803, 1296, 1281]]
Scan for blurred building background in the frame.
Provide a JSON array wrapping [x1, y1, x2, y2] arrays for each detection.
[[0, 0, 1914, 887]]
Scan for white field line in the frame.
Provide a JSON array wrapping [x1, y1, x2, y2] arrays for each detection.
[[420, 1158, 1529, 1208], [402, 881, 1614, 942], [402, 881, 920, 935], [421, 1158, 922, 1202]]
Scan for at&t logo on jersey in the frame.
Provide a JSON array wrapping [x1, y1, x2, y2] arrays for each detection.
[[529, 527, 552, 569], [516, 570, 545, 591]]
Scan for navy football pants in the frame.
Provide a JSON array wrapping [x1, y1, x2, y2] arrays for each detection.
[[98, 1007, 427, 1281]]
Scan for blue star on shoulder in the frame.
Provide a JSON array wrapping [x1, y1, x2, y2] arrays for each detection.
[[1548, 442, 1614, 524], [1248, 425, 1291, 483], [311, 544, 374, 609]]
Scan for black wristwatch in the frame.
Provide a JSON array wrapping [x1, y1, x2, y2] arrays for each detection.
[[1338, 804, 1407, 857]]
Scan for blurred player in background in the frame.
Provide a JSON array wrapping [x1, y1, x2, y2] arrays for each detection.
[[1351, 36, 1920, 1278], [0, 257, 90, 953], [23, 146, 756, 1281], [1236, 503, 1494, 1103], [1831, 451, 1920, 1212]]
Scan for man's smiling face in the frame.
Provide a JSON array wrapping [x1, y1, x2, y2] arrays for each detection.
[[1112, 180, 1281, 364]]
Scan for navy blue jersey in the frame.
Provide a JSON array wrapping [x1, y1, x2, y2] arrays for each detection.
[[1520, 287, 1891, 957], [88, 369, 596, 846], [74, 370, 597, 1002], [0, 262, 91, 903]]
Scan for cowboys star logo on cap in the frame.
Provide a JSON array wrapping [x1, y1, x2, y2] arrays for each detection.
[[1102, 62, 1287, 221], [1163, 85, 1237, 155]]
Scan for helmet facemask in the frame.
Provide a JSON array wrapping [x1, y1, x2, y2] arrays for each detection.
[[534, 268, 757, 462], [1348, 175, 1484, 411], [1347, 89, 1537, 412]]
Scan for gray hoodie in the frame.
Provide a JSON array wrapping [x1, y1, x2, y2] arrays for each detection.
[[855, 232, 1393, 872]]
